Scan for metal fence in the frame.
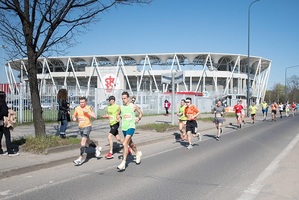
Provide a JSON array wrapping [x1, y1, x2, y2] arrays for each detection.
[[5, 83, 221, 124]]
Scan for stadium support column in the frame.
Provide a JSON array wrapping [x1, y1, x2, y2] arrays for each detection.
[[247, 0, 261, 117], [171, 72, 175, 125]]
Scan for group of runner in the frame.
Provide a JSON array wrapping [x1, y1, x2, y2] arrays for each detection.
[[70, 93, 297, 171], [261, 101, 297, 121], [72, 92, 142, 171]]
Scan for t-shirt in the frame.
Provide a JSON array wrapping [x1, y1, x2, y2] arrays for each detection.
[[107, 104, 119, 125], [179, 105, 187, 121], [121, 103, 136, 131], [213, 106, 225, 118], [249, 105, 258, 114], [278, 104, 284, 111], [261, 102, 268, 110], [184, 104, 199, 120], [73, 105, 93, 128], [234, 104, 243, 114]]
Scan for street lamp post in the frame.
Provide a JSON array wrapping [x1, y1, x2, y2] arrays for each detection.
[[285, 65, 299, 102], [247, 0, 261, 117]]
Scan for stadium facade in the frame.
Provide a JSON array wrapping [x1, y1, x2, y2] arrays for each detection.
[[5, 52, 271, 106]]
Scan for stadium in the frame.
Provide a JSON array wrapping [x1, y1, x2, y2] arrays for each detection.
[[3, 52, 271, 119]]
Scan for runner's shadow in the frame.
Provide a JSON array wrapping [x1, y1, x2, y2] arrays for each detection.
[[173, 132, 189, 147], [203, 134, 217, 139], [82, 147, 102, 164], [226, 123, 239, 130]]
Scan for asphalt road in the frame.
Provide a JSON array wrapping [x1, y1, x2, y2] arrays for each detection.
[[1, 116, 299, 200]]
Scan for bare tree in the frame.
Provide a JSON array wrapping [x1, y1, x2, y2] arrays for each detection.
[[0, 0, 151, 136], [287, 75, 299, 102]]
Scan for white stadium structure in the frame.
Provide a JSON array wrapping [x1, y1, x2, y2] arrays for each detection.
[[5, 52, 271, 111]]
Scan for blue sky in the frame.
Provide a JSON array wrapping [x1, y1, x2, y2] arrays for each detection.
[[1, 0, 299, 89]]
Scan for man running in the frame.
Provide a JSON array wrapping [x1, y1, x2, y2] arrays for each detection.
[[249, 102, 258, 124], [184, 97, 201, 149], [271, 101, 278, 121], [177, 99, 187, 141], [117, 91, 143, 171], [212, 100, 225, 140], [260, 101, 268, 120], [104, 96, 123, 159], [291, 102, 296, 117], [278, 102, 284, 118], [233, 100, 243, 129], [72, 96, 102, 166]]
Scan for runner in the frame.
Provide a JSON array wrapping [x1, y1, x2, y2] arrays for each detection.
[[104, 96, 123, 159], [291, 102, 296, 117], [72, 96, 102, 166], [271, 101, 278, 121], [117, 91, 143, 171], [184, 97, 201, 149], [285, 101, 290, 117], [249, 102, 258, 124], [239, 99, 246, 124], [212, 100, 225, 141], [177, 99, 187, 141], [278, 102, 284, 118], [233, 100, 243, 129], [260, 100, 268, 121]]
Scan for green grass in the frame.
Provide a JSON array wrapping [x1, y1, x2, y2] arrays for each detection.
[[12, 135, 81, 154], [138, 123, 177, 132]]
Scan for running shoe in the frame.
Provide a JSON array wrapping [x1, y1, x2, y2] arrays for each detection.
[[105, 152, 114, 159], [8, 152, 20, 156], [117, 161, 126, 171], [187, 144, 193, 149], [135, 151, 142, 165], [216, 136, 219, 141], [73, 158, 83, 166], [95, 146, 102, 158]]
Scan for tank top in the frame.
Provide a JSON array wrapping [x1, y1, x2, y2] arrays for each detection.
[[179, 105, 187, 120], [121, 103, 136, 131], [107, 104, 119, 125]]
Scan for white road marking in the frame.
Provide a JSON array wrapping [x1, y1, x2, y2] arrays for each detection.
[[238, 133, 299, 200]]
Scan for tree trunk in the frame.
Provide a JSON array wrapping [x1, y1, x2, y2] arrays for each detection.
[[27, 54, 46, 137]]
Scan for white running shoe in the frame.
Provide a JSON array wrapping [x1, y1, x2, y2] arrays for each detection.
[[117, 161, 126, 171], [187, 144, 193, 149], [73, 158, 83, 166], [95, 146, 102, 158], [135, 151, 142, 165]]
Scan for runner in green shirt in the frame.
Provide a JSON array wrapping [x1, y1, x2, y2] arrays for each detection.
[[177, 99, 187, 141], [104, 96, 123, 159], [117, 91, 143, 171], [249, 102, 258, 124]]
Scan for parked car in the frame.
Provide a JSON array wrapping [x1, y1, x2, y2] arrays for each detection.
[[9, 99, 31, 111], [41, 101, 52, 109]]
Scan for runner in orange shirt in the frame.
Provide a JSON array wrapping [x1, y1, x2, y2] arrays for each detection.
[[72, 96, 102, 166], [271, 101, 278, 121], [184, 97, 201, 149]]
